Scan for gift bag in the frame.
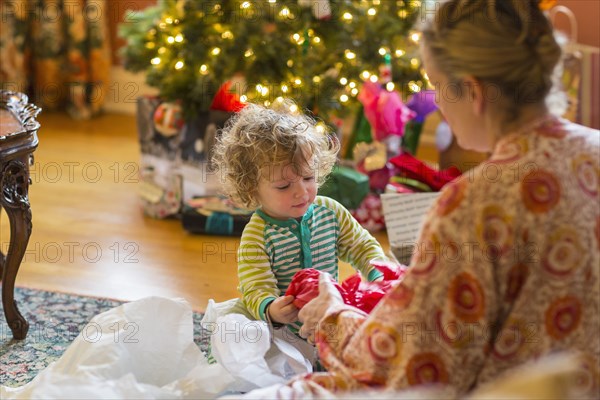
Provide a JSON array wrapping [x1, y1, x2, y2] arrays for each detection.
[[137, 82, 241, 217], [180, 81, 244, 201], [180, 110, 232, 167], [179, 110, 233, 202], [137, 96, 184, 218]]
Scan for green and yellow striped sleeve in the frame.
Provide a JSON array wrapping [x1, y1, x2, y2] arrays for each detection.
[[237, 214, 279, 320], [316, 196, 386, 281]]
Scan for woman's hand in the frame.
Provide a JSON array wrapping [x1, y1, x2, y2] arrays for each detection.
[[268, 295, 299, 325], [298, 273, 344, 344]]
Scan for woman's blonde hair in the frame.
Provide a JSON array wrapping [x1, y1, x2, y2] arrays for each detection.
[[211, 101, 339, 209], [420, 0, 563, 121]]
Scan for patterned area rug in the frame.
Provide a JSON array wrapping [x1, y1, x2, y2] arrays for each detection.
[[0, 287, 208, 388]]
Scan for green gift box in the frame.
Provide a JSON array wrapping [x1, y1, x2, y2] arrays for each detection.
[[319, 166, 370, 210]]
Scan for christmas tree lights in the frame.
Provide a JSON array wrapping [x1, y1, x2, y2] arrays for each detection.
[[119, 0, 427, 119]]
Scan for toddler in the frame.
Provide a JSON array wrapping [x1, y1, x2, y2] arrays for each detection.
[[212, 102, 387, 334]]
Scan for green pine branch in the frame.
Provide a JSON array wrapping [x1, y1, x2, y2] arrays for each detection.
[[119, 0, 427, 119]]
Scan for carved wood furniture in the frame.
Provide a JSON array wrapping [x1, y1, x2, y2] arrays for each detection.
[[0, 90, 41, 340]]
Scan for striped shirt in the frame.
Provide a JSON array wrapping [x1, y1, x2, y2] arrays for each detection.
[[238, 195, 386, 333]]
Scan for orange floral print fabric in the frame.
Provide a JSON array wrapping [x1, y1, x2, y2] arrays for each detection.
[[290, 117, 600, 397]]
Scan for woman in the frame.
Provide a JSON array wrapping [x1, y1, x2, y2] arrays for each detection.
[[293, 0, 599, 397]]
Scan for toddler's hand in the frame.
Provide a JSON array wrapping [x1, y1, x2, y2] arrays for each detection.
[[268, 295, 299, 324]]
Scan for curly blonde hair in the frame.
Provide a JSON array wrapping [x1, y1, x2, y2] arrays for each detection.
[[211, 101, 339, 209], [419, 0, 564, 123]]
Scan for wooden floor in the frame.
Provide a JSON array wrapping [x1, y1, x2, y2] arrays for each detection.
[[1, 112, 436, 312]]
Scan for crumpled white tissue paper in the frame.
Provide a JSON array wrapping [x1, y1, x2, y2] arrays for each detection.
[[0, 296, 313, 399]]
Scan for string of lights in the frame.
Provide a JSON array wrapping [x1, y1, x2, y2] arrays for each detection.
[[120, 0, 429, 119]]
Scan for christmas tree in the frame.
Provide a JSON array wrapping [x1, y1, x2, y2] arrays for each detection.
[[119, 0, 426, 119]]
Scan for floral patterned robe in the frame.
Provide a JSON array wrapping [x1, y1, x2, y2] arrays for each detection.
[[290, 117, 600, 398]]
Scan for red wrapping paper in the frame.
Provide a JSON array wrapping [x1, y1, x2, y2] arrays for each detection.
[[388, 152, 461, 191], [284, 269, 347, 309], [285, 261, 406, 313]]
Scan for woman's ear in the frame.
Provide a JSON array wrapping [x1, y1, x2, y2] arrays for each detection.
[[463, 76, 485, 116]]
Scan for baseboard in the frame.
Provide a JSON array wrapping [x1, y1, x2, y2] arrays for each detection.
[[104, 65, 158, 115]]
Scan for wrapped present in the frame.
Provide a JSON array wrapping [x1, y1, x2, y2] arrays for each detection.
[[318, 165, 370, 210], [139, 170, 182, 219], [137, 80, 245, 217], [181, 196, 252, 236], [353, 141, 387, 172], [181, 79, 245, 168], [351, 193, 385, 233], [179, 109, 233, 202], [180, 110, 231, 167], [180, 80, 246, 201], [137, 96, 182, 162], [137, 96, 184, 218], [365, 164, 395, 192], [137, 95, 220, 218]]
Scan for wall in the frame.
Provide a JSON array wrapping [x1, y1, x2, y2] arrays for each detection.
[[555, 0, 600, 47], [108, 0, 157, 66], [105, 0, 158, 114]]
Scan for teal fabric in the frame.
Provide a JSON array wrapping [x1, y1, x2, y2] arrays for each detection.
[[205, 212, 233, 235]]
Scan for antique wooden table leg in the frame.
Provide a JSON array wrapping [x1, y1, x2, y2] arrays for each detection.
[[0, 204, 4, 277], [0, 248, 4, 278], [1, 158, 32, 340]]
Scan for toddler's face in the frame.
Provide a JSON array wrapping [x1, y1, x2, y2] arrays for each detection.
[[256, 160, 317, 220]]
